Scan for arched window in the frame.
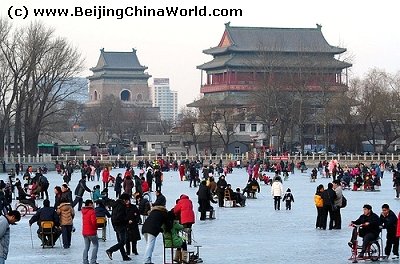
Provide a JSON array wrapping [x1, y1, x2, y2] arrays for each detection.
[[94, 90, 98, 101], [121, 90, 131, 101], [136, 94, 143, 101]]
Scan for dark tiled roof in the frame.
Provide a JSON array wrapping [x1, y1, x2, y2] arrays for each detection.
[[91, 49, 147, 71], [204, 24, 346, 55], [198, 53, 351, 70], [187, 94, 251, 108], [39, 132, 99, 145]]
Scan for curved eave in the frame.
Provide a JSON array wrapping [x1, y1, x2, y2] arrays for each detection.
[[198, 60, 352, 71], [204, 46, 347, 56], [203, 46, 230, 55], [229, 47, 347, 54], [333, 47, 347, 54], [90, 66, 148, 72], [88, 74, 151, 80]]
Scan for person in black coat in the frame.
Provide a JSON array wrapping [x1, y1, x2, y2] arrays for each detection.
[[95, 201, 111, 218], [142, 205, 169, 264], [152, 190, 166, 207], [60, 184, 73, 203], [154, 169, 163, 192], [125, 200, 141, 255], [197, 180, 217, 220], [216, 176, 228, 207], [72, 176, 92, 211], [28, 199, 61, 245], [380, 204, 399, 259], [134, 175, 142, 195], [106, 193, 131, 261], [146, 168, 154, 192], [15, 179, 38, 211], [135, 193, 151, 216], [114, 173, 123, 198], [189, 164, 198, 188], [320, 182, 336, 230], [350, 204, 381, 258]]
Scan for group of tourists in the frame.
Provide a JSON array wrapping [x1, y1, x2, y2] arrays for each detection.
[[314, 160, 389, 191], [310, 158, 400, 260], [314, 180, 344, 230], [191, 158, 297, 222], [4, 156, 400, 263], [0, 157, 200, 264]]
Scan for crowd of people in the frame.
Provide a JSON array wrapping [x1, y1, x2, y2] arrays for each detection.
[[3, 157, 400, 263], [0, 158, 202, 264]]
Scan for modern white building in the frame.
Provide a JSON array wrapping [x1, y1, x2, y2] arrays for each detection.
[[152, 78, 178, 122]]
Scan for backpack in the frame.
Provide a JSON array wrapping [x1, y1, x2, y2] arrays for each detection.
[[341, 195, 347, 208]]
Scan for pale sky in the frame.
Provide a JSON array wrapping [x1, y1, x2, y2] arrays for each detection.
[[1, 0, 400, 108]]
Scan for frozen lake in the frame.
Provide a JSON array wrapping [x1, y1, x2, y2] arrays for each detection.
[[1, 166, 399, 264]]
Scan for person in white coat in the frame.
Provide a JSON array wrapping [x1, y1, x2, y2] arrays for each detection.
[[271, 176, 284, 210]]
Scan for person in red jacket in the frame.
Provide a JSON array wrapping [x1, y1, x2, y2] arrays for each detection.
[[141, 177, 149, 193], [173, 194, 195, 228], [179, 163, 185, 181], [82, 199, 98, 264], [102, 167, 110, 190]]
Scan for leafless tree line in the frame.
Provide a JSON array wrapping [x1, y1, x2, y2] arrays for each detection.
[[0, 19, 84, 156]]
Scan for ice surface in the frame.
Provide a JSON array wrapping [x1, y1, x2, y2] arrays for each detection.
[[1, 167, 399, 264]]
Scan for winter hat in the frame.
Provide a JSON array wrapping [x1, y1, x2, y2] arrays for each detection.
[[363, 204, 372, 210], [85, 199, 93, 206], [286, 188, 291, 192]]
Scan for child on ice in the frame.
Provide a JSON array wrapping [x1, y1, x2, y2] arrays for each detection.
[[282, 188, 294, 210]]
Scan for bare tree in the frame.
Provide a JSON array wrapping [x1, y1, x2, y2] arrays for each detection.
[[249, 45, 283, 149], [212, 107, 238, 153], [178, 107, 199, 154], [364, 70, 400, 152], [159, 119, 174, 135], [325, 83, 362, 153], [196, 98, 216, 154], [63, 100, 85, 130], [0, 18, 13, 157], [0, 19, 35, 156], [16, 22, 84, 155], [83, 103, 111, 144], [356, 69, 390, 152]]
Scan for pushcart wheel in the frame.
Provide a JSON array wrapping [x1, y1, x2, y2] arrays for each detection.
[[16, 204, 27, 217], [368, 241, 380, 261]]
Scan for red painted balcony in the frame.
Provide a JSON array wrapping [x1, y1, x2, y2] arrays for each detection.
[[200, 83, 347, 94]]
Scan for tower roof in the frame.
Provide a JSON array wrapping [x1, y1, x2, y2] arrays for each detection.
[[197, 53, 351, 70], [91, 48, 148, 71], [204, 23, 346, 55]]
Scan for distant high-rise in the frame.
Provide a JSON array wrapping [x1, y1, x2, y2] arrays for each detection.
[[152, 78, 178, 122], [60, 77, 89, 104]]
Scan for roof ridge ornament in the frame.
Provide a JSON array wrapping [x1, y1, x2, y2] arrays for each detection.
[[225, 21, 231, 27], [316, 23, 322, 30]]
